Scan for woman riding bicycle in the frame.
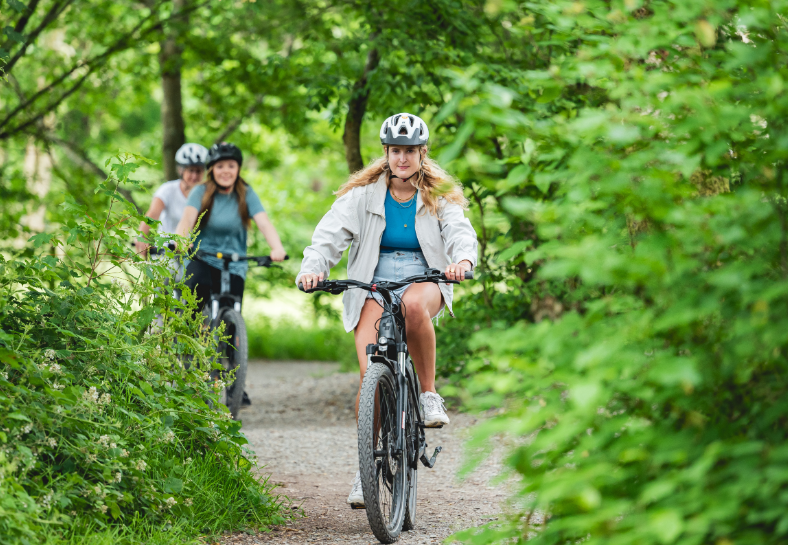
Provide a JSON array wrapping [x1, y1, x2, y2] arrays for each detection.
[[297, 113, 477, 507], [176, 141, 287, 315]]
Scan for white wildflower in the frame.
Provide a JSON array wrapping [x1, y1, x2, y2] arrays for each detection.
[[184, 497, 193, 506], [120, 449, 129, 458], [53, 383, 65, 391], [82, 386, 99, 404], [98, 435, 110, 447], [110, 442, 117, 449], [45, 349, 56, 360], [164, 496, 177, 508], [49, 363, 62, 374], [1, 371, 8, 380], [99, 393, 111, 405], [160, 429, 176, 444], [40, 491, 53, 508], [22, 424, 33, 434], [751, 114, 767, 130], [135, 459, 147, 471], [114, 472, 122, 483], [86, 454, 97, 463], [98, 504, 107, 514], [184, 457, 193, 465], [47, 438, 57, 448]]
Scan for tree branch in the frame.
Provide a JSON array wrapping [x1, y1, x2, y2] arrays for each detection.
[[342, 37, 380, 173], [3, 0, 74, 75], [214, 94, 265, 144], [43, 133, 141, 212], [0, 0, 210, 140], [0, 0, 42, 57]]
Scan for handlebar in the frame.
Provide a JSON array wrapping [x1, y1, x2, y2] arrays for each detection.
[[131, 241, 177, 256], [194, 250, 289, 268], [298, 268, 473, 294], [131, 242, 288, 267]]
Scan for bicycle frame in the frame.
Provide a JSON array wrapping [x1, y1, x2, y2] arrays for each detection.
[[302, 268, 472, 468]]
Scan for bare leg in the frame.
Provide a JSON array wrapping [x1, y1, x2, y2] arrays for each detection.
[[400, 283, 443, 394], [353, 299, 383, 419]]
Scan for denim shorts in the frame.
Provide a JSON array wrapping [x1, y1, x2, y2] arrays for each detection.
[[366, 250, 444, 317]]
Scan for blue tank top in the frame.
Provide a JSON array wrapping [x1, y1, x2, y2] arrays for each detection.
[[381, 190, 420, 251]]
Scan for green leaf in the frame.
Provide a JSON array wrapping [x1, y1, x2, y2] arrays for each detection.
[[111, 163, 139, 181], [28, 233, 55, 248], [497, 241, 528, 262], [3, 26, 24, 44], [8, 0, 26, 12], [163, 477, 183, 493]]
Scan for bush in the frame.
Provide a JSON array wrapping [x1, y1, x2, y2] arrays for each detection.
[[0, 154, 284, 544], [435, 1, 788, 544]]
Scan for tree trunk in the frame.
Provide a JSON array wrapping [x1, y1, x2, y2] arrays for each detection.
[[159, 0, 187, 181], [342, 44, 380, 173]]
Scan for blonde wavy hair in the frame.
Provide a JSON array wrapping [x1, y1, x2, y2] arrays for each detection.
[[336, 147, 468, 216]]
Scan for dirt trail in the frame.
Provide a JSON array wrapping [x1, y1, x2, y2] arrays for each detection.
[[222, 360, 506, 545]]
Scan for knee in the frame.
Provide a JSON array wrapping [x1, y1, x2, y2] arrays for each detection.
[[403, 298, 429, 323]]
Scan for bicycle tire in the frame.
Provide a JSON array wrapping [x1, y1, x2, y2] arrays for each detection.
[[218, 309, 248, 420], [358, 361, 406, 543], [402, 366, 421, 531]]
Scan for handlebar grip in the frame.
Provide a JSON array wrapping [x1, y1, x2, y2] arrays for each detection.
[[298, 280, 325, 292], [465, 271, 474, 280]]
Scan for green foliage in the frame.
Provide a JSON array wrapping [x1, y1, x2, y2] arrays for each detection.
[[434, 1, 788, 544], [0, 155, 283, 544], [247, 318, 357, 370]]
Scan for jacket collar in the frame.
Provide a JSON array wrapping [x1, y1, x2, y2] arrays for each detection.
[[367, 172, 424, 216], [368, 173, 387, 216]]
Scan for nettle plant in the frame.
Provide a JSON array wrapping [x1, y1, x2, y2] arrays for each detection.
[[0, 154, 279, 543]]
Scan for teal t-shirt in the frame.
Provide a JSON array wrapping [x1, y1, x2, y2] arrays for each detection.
[[381, 190, 421, 251], [186, 183, 265, 279]]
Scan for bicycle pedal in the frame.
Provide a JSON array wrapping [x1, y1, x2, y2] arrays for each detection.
[[349, 504, 366, 510], [418, 423, 444, 429]]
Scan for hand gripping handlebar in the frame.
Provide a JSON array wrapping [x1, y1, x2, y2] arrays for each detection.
[[298, 269, 473, 293]]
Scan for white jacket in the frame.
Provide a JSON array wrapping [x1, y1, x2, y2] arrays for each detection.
[[296, 174, 478, 332]]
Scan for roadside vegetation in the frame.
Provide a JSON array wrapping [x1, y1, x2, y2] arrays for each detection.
[[0, 157, 284, 544]]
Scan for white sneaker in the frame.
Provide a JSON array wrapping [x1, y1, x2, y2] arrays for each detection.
[[347, 470, 365, 509], [420, 392, 450, 427]]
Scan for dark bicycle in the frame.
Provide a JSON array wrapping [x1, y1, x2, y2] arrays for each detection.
[[300, 267, 473, 543], [194, 250, 286, 419]]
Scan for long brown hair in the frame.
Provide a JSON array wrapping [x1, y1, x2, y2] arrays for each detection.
[[336, 147, 468, 216], [197, 167, 251, 229]]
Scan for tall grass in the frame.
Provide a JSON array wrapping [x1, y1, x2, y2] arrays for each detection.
[[246, 318, 358, 370]]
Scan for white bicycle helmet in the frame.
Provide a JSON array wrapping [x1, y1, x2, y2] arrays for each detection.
[[175, 143, 209, 167], [380, 113, 429, 146]]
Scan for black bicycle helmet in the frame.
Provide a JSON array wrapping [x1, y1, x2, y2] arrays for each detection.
[[206, 142, 243, 169]]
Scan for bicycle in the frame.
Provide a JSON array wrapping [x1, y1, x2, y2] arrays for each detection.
[[194, 250, 286, 419], [300, 267, 473, 543]]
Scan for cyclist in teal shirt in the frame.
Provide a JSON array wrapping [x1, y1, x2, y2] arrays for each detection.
[[176, 142, 286, 314]]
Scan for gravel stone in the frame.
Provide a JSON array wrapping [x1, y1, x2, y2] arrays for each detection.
[[222, 360, 507, 544]]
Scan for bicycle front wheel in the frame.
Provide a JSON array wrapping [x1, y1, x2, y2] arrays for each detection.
[[218, 309, 248, 420], [402, 366, 421, 531], [358, 361, 407, 543]]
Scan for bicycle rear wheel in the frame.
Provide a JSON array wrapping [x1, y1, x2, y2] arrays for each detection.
[[218, 309, 248, 419], [358, 361, 406, 543]]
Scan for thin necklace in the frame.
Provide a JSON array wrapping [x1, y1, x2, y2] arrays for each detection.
[[390, 189, 416, 208], [390, 186, 416, 202]]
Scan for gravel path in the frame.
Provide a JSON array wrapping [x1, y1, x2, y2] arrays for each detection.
[[224, 360, 506, 544]]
